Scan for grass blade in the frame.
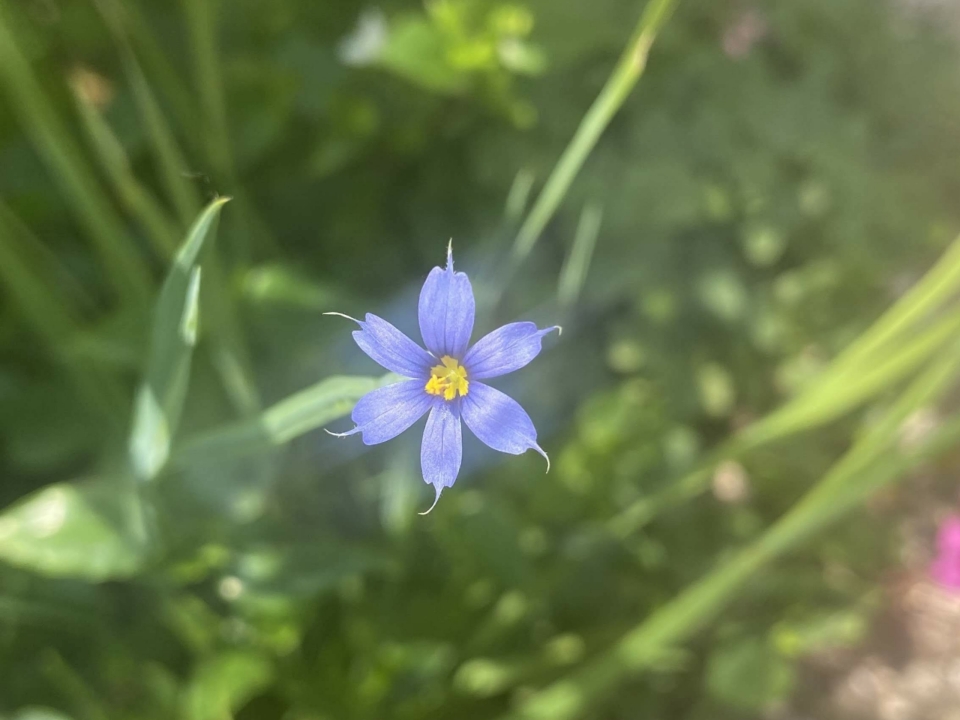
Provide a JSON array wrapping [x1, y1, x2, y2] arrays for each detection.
[[71, 81, 180, 258], [827, 232, 960, 375], [0, 2, 151, 306], [181, 0, 233, 180], [611, 277, 960, 539], [509, 0, 677, 268], [129, 198, 229, 481], [174, 374, 396, 466], [0, 201, 125, 422], [510, 342, 960, 720], [93, 0, 202, 226], [557, 201, 603, 308]]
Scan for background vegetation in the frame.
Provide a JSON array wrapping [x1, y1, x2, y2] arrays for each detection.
[[2, 0, 960, 718]]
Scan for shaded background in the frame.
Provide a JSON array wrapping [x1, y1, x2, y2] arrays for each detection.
[[3, 0, 960, 718]]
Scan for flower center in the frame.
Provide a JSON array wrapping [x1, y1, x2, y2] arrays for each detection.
[[424, 355, 469, 401]]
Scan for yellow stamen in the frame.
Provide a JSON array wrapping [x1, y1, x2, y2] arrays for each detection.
[[424, 355, 469, 401]]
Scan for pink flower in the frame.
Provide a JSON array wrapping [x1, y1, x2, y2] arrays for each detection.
[[930, 515, 960, 591]]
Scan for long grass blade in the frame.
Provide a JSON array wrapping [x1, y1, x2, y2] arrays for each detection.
[[509, 342, 960, 720], [611, 303, 960, 539], [0, 201, 125, 422], [0, 2, 151, 306], [174, 374, 396, 466], [180, 0, 233, 180], [92, 0, 202, 226], [826, 232, 960, 376], [129, 198, 229, 481], [71, 84, 180, 259], [509, 0, 677, 268], [557, 201, 603, 308]]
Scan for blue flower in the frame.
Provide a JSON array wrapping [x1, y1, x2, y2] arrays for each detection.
[[328, 244, 559, 512]]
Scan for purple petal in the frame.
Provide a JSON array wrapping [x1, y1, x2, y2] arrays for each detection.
[[461, 382, 548, 467], [418, 245, 475, 358], [347, 313, 434, 378], [421, 400, 463, 496], [334, 379, 431, 445], [463, 322, 560, 380]]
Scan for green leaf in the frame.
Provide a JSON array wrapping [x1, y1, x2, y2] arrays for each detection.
[[92, 0, 202, 225], [705, 637, 794, 710], [0, 4, 151, 306], [557, 201, 603, 309], [0, 480, 144, 581], [11, 709, 75, 720], [512, 343, 960, 720], [183, 651, 273, 720], [72, 83, 180, 259], [378, 15, 468, 94], [129, 198, 229, 481], [175, 374, 396, 465]]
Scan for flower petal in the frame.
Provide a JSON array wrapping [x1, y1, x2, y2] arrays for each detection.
[[341, 313, 434, 378], [461, 382, 548, 468], [421, 400, 463, 496], [418, 245, 475, 358], [463, 322, 560, 380], [333, 379, 431, 445]]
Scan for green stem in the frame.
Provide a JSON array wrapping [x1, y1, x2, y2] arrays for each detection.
[[509, 0, 677, 268], [0, 2, 151, 307], [508, 344, 960, 720]]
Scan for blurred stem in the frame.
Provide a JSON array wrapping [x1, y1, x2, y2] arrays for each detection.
[[181, 0, 234, 182], [610, 298, 960, 539], [180, 0, 280, 263], [41, 650, 110, 720], [114, 0, 204, 157], [508, 0, 676, 270], [73, 90, 181, 259], [510, 343, 960, 720], [826, 231, 960, 377], [0, 2, 151, 307], [93, 0, 203, 227], [557, 201, 603, 308], [95, 0, 260, 415], [0, 202, 126, 425]]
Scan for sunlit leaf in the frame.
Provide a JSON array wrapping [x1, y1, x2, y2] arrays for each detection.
[[129, 199, 228, 481], [183, 651, 273, 720], [0, 480, 144, 581]]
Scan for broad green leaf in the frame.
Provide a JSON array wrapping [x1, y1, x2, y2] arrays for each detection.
[[0, 480, 144, 581], [183, 651, 273, 720], [129, 198, 228, 481]]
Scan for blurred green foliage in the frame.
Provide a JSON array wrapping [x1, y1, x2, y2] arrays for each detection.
[[2, 0, 960, 719]]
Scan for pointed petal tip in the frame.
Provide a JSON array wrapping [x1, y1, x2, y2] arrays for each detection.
[[418, 485, 443, 515], [323, 311, 361, 324], [536, 445, 550, 473]]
